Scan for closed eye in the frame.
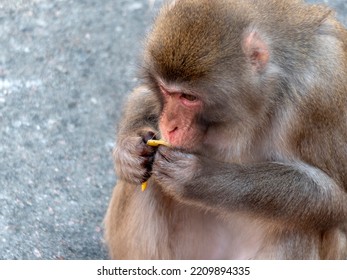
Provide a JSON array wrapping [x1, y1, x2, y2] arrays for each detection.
[[181, 93, 197, 102]]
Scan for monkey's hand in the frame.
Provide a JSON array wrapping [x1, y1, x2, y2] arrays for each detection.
[[152, 145, 200, 199], [114, 131, 158, 185]]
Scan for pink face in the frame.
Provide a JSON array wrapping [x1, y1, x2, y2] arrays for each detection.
[[158, 84, 204, 150]]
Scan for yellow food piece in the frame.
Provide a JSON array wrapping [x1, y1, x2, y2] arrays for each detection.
[[146, 139, 170, 147], [141, 181, 148, 192], [141, 139, 170, 191]]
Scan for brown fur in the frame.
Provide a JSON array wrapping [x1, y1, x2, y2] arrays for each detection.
[[105, 0, 347, 259]]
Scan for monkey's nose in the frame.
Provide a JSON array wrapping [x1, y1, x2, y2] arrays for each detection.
[[166, 127, 178, 143], [167, 127, 178, 138], [168, 127, 178, 133]]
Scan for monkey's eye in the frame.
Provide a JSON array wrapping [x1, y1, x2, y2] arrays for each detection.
[[181, 93, 197, 102]]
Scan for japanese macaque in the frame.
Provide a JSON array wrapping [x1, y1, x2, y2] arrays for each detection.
[[105, 0, 347, 259]]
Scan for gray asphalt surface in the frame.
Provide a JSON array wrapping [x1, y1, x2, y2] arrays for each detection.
[[1, 0, 346, 260]]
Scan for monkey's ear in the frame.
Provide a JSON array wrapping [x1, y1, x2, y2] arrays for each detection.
[[242, 30, 269, 73]]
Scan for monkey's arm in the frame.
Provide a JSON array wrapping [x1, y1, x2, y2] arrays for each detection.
[[117, 86, 160, 137], [114, 86, 161, 185], [153, 148, 347, 230]]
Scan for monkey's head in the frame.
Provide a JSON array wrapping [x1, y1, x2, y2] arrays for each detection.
[[141, 0, 330, 151]]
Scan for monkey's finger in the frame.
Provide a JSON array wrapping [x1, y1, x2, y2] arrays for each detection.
[[136, 131, 158, 156], [138, 143, 157, 156], [135, 136, 157, 156], [140, 139, 170, 192], [142, 131, 156, 144], [141, 155, 155, 170], [157, 143, 181, 157], [156, 146, 175, 163], [141, 139, 170, 157]]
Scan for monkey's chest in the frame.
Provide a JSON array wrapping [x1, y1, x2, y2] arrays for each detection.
[[167, 206, 266, 260]]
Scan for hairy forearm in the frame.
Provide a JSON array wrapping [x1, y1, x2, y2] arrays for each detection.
[[185, 160, 347, 229], [117, 86, 160, 139]]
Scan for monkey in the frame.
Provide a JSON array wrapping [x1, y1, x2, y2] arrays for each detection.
[[105, 0, 347, 259]]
